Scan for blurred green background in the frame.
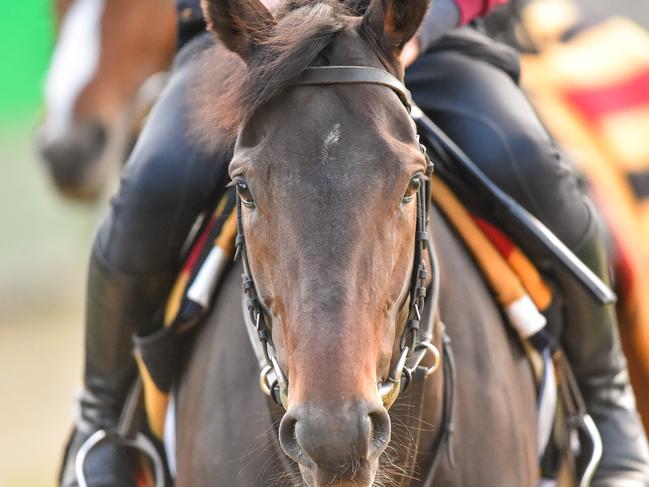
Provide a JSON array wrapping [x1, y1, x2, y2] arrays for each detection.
[[0, 1, 648, 486], [0, 2, 98, 486], [1, 2, 51, 116]]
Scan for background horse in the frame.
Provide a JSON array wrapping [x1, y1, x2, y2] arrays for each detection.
[[174, 0, 542, 485], [38, 0, 176, 199]]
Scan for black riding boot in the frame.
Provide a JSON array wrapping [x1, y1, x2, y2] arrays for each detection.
[[59, 242, 173, 487], [558, 208, 649, 485]]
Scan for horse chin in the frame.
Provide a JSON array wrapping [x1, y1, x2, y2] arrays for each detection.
[[298, 460, 378, 487]]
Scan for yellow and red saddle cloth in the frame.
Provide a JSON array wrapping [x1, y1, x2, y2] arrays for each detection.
[[431, 177, 567, 482], [134, 193, 239, 440]]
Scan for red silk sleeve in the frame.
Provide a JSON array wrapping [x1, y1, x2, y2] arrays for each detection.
[[454, 0, 508, 24]]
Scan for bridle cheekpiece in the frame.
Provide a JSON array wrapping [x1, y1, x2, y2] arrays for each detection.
[[235, 65, 441, 410]]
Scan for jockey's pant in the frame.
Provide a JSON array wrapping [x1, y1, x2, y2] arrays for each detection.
[[97, 62, 228, 277], [406, 47, 591, 250]]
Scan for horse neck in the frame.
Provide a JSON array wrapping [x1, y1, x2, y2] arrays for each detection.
[[423, 206, 539, 484]]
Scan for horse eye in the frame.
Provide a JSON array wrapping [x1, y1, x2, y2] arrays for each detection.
[[236, 182, 256, 208], [402, 175, 422, 204]]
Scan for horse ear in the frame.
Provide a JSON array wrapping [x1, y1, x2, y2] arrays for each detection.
[[361, 0, 430, 53], [201, 0, 275, 59]]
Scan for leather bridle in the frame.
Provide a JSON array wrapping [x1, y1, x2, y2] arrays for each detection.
[[235, 65, 443, 411]]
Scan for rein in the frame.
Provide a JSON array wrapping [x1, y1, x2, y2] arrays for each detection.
[[235, 65, 456, 482]]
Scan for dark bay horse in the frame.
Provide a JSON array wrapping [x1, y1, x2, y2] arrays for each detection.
[[38, 0, 176, 199], [175, 0, 541, 485]]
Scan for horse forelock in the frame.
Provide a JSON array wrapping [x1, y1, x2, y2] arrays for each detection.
[[191, 0, 386, 150]]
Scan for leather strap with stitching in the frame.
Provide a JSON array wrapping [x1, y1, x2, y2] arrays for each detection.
[[296, 66, 412, 112]]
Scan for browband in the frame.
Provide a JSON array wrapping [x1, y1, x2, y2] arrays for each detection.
[[295, 66, 412, 112]]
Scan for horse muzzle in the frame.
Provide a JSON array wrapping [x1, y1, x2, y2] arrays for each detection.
[[37, 120, 107, 199], [279, 400, 390, 485]]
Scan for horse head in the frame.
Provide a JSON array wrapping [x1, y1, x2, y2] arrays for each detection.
[[38, 0, 176, 200], [197, 0, 430, 484]]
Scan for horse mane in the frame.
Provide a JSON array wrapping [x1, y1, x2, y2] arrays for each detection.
[[190, 0, 371, 152]]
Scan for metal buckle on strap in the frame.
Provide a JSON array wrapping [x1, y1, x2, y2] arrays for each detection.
[[414, 340, 441, 377]]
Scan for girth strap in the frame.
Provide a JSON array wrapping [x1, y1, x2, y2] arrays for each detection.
[[296, 66, 412, 112]]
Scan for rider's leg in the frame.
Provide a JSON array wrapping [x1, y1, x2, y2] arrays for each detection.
[[406, 45, 649, 484], [59, 36, 229, 487]]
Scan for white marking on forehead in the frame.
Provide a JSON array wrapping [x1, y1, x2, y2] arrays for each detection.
[[43, 0, 105, 137], [320, 123, 341, 163], [323, 124, 341, 148]]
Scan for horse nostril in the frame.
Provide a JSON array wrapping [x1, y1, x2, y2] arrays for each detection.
[[279, 411, 314, 468], [367, 406, 391, 460]]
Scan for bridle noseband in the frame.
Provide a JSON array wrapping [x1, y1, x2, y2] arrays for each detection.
[[236, 65, 441, 411]]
